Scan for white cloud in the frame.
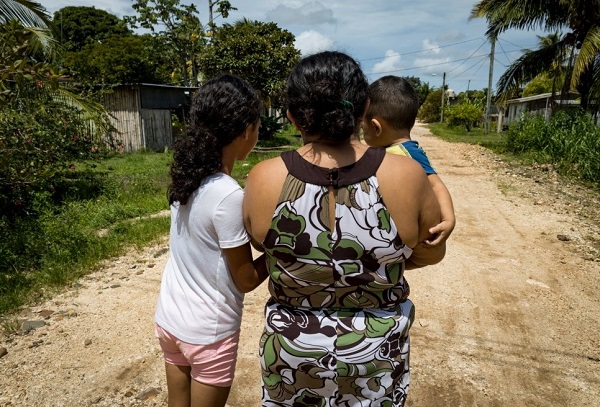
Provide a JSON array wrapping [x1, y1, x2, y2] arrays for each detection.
[[414, 57, 453, 75], [372, 50, 403, 74], [422, 39, 441, 54], [295, 30, 334, 56], [266, 1, 336, 25]]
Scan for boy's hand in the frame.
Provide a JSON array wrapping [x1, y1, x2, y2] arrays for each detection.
[[422, 219, 455, 247]]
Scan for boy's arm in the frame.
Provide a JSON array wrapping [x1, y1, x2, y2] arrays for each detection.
[[424, 174, 455, 246]]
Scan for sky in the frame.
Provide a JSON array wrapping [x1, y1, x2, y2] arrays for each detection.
[[46, 0, 549, 93]]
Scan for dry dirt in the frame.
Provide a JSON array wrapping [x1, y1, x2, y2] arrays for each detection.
[[1, 122, 599, 407]]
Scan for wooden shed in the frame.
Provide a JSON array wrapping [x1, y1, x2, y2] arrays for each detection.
[[103, 84, 197, 152]]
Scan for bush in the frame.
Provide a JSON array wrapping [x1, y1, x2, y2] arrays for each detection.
[[418, 89, 443, 123], [0, 92, 114, 218], [444, 101, 483, 131], [259, 114, 286, 140], [506, 109, 600, 183]]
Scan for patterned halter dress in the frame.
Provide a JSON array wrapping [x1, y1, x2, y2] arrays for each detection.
[[260, 147, 415, 407]]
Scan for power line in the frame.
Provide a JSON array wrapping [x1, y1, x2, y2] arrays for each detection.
[[366, 56, 478, 76], [358, 37, 484, 62], [446, 39, 488, 74], [449, 54, 489, 80]]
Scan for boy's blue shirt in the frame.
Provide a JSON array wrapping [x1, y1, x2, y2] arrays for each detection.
[[386, 139, 436, 175]]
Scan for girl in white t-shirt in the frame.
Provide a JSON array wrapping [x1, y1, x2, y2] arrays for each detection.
[[154, 74, 267, 407]]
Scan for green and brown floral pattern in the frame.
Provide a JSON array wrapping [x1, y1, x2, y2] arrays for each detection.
[[261, 168, 415, 406]]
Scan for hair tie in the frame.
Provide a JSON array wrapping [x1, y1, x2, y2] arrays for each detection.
[[340, 99, 354, 112]]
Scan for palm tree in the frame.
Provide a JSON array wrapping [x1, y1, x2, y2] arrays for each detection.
[[471, 0, 600, 110], [0, 0, 50, 28]]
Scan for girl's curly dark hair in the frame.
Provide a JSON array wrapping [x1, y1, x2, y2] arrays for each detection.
[[285, 51, 368, 144], [168, 74, 261, 205]]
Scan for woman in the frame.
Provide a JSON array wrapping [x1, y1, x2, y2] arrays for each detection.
[[243, 51, 446, 406]]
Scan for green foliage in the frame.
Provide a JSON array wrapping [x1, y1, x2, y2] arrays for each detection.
[[0, 0, 50, 28], [51, 6, 131, 52], [126, 0, 208, 86], [427, 122, 506, 152], [0, 93, 111, 217], [199, 19, 300, 106], [259, 115, 285, 140], [418, 88, 443, 123], [402, 76, 432, 106], [506, 110, 600, 183], [63, 34, 168, 85], [444, 101, 484, 131], [522, 73, 554, 97], [0, 151, 172, 314], [471, 0, 600, 110], [0, 20, 63, 102]]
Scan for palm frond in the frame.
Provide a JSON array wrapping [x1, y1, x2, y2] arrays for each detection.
[[470, 0, 568, 37], [52, 86, 115, 136], [23, 25, 56, 56], [496, 39, 569, 96], [572, 25, 600, 88], [0, 0, 50, 28]]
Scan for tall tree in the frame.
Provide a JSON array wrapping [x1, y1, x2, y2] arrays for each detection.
[[199, 19, 300, 106], [51, 6, 131, 52], [402, 76, 432, 106], [64, 34, 168, 85], [471, 0, 600, 109], [126, 0, 207, 86]]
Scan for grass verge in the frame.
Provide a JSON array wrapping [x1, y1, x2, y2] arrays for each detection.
[[426, 123, 507, 153], [1, 131, 302, 316]]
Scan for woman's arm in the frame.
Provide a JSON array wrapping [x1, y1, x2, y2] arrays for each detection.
[[243, 157, 288, 244]]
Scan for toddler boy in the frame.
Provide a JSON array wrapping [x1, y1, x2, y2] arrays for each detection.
[[363, 75, 455, 246]]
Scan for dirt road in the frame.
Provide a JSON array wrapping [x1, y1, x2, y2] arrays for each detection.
[[1, 123, 599, 406]]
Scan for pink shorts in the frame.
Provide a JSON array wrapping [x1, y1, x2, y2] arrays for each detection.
[[155, 324, 240, 387]]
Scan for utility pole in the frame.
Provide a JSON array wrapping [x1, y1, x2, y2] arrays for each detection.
[[485, 36, 496, 133], [440, 72, 446, 123], [208, 0, 216, 30]]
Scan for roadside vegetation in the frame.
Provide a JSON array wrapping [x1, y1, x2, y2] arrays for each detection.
[[427, 109, 600, 189], [0, 128, 300, 315]]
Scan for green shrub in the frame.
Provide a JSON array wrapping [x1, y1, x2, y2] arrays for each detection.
[[506, 109, 600, 183], [259, 114, 286, 140], [0, 96, 112, 218], [444, 101, 483, 131], [418, 89, 443, 123]]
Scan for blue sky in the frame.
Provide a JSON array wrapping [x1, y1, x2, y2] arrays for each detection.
[[46, 1, 548, 93]]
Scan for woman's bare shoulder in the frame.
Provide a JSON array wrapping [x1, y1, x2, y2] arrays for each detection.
[[245, 155, 290, 200], [246, 155, 287, 186]]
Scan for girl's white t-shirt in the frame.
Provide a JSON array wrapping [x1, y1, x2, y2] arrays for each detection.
[[154, 173, 249, 344]]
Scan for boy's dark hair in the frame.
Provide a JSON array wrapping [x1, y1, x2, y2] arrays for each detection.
[[367, 76, 419, 131], [286, 51, 368, 144], [168, 73, 261, 205]]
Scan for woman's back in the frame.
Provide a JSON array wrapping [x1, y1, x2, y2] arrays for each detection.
[[263, 147, 413, 309], [243, 50, 445, 407]]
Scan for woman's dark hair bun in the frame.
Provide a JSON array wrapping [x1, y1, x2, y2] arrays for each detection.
[[286, 51, 368, 144]]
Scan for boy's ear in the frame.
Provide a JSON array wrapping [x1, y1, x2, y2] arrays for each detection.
[[370, 118, 383, 137]]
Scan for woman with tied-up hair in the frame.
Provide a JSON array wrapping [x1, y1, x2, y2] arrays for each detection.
[[243, 51, 445, 406]]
